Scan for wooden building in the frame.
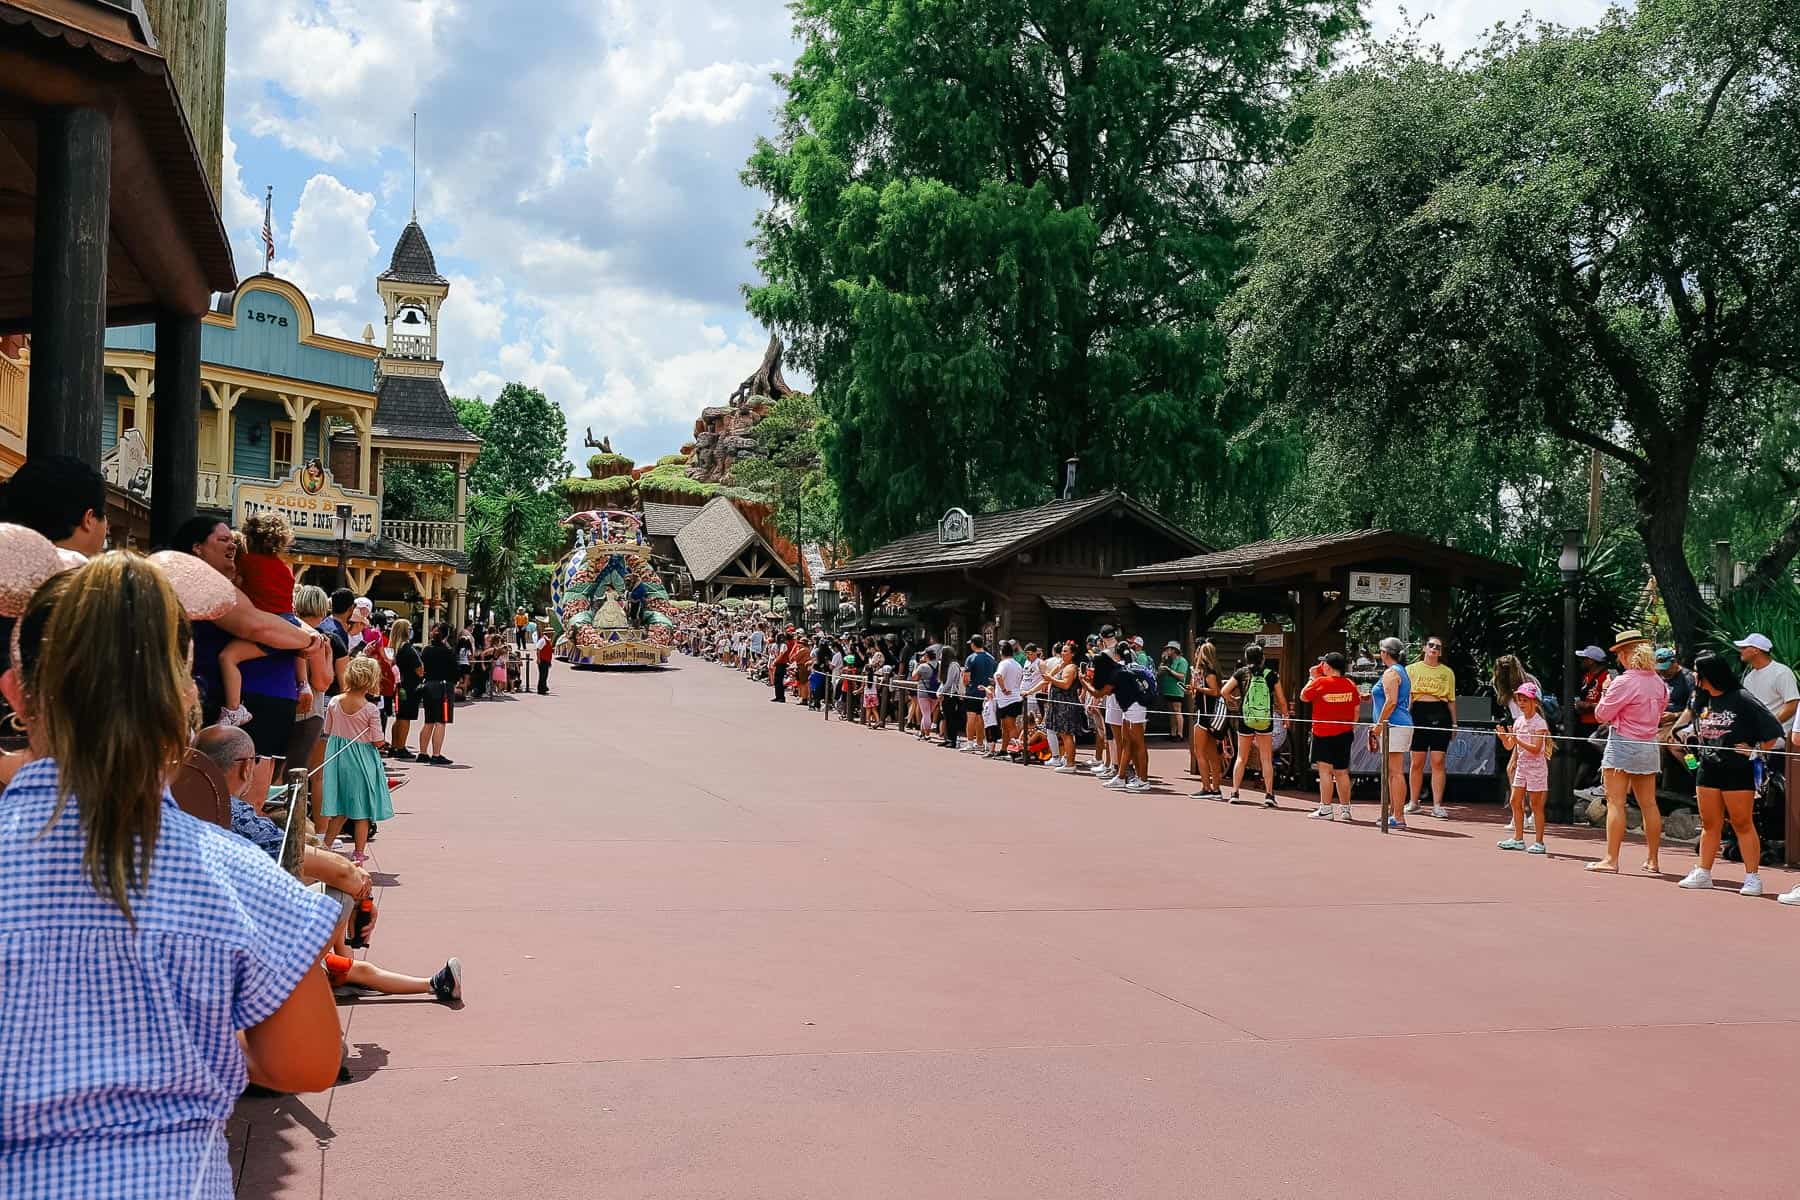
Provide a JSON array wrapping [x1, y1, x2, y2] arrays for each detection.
[[0, 0, 237, 544], [825, 492, 1204, 647], [673, 495, 802, 601]]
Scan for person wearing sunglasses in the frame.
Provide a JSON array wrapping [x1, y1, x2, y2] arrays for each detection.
[[1406, 635, 1457, 818]]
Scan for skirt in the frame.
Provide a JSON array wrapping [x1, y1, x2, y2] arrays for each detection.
[[321, 736, 394, 821], [1601, 728, 1660, 775], [1044, 685, 1086, 735]]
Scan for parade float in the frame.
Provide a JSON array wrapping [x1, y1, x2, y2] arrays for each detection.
[[551, 509, 677, 667]]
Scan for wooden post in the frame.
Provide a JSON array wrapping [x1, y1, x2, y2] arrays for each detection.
[[28, 106, 112, 465], [150, 313, 201, 545]]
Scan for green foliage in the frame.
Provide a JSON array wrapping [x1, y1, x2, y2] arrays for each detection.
[[636, 466, 719, 502], [586, 452, 635, 477], [466, 489, 565, 614], [724, 392, 839, 546], [379, 461, 455, 522], [747, 0, 1357, 549], [451, 396, 491, 441], [557, 475, 637, 507], [1227, 0, 1800, 647], [1489, 538, 1647, 689], [1702, 582, 1800, 664], [468, 383, 571, 496], [655, 453, 690, 468]]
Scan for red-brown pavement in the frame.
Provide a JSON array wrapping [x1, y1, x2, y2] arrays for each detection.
[[231, 661, 1800, 1198]]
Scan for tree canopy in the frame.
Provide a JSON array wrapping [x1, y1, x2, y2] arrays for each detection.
[[746, 0, 1358, 549], [1226, 0, 1800, 647]]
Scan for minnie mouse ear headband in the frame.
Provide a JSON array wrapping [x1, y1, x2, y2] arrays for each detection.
[[147, 550, 236, 621], [0, 524, 67, 618]]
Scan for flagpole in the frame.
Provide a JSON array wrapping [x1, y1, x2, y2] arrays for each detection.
[[262, 185, 275, 273]]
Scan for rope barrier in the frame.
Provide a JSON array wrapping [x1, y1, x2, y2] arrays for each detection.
[[690, 652, 1796, 761]]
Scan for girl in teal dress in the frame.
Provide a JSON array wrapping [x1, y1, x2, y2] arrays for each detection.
[[321, 656, 393, 862]]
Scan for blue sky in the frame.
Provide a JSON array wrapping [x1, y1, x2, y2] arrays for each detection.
[[221, 0, 1614, 470]]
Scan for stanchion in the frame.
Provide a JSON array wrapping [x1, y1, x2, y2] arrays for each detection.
[[278, 766, 309, 876], [1378, 724, 1390, 835]]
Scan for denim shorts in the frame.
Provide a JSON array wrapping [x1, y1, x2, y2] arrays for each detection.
[[1601, 729, 1661, 775]]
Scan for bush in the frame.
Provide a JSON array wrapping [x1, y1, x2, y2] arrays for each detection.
[[586, 452, 636, 478], [1704, 581, 1800, 663], [1487, 536, 1646, 689], [557, 475, 636, 508], [655, 453, 690, 467]]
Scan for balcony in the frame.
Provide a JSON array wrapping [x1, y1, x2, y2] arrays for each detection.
[[384, 518, 463, 551], [199, 471, 222, 507]]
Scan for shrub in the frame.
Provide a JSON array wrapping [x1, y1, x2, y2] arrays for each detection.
[[1704, 581, 1800, 664], [586, 452, 636, 478], [556, 475, 637, 508]]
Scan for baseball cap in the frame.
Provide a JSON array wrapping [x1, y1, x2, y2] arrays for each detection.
[[1514, 681, 1540, 700], [1654, 647, 1675, 668], [1577, 645, 1607, 662], [354, 596, 373, 612], [1734, 633, 1774, 653]]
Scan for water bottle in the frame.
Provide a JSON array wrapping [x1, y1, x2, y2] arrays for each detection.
[[1683, 750, 1699, 773], [347, 898, 375, 949], [1753, 755, 1766, 793]]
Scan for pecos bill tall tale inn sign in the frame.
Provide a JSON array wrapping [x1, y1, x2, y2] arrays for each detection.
[[233, 460, 380, 542]]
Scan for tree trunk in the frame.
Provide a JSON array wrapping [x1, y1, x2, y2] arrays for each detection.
[[1634, 443, 1708, 653]]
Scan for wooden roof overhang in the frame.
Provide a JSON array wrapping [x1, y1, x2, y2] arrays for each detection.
[[0, 1, 236, 331]]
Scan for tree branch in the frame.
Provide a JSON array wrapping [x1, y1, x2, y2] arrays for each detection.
[[1546, 414, 1650, 475], [1744, 500, 1800, 590]]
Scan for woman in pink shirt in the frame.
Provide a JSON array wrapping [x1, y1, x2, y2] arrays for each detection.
[[1586, 632, 1669, 875]]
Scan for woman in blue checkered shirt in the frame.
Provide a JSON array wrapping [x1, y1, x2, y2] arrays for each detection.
[[0, 553, 343, 1200]]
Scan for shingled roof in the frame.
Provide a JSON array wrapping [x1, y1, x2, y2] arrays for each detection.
[[291, 535, 466, 571], [826, 492, 1206, 581], [378, 221, 447, 286], [642, 501, 704, 538], [372, 373, 481, 444], [1116, 529, 1520, 587]]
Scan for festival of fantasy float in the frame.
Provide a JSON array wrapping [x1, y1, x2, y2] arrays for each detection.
[[551, 510, 677, 667]]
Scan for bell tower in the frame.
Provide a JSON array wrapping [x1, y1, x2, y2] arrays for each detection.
[[376, 220, 449, 368]]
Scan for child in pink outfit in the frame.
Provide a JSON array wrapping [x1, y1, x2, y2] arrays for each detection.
[[1499, 682, 1550, 854]]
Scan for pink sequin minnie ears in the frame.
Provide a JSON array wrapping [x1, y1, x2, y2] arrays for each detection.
[[146, 550, 236, 621], [0, 525, 65, 618]]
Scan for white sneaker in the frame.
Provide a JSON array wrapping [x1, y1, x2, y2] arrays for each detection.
[[1574, 785, 1607, 801], [1404, 801, 1420, 814], [1049, 756, 1063, 769], [1778, 886, 1800, 906], [1741, 874, 1763, 898], [1095, 767, 1117, 781], [1524, 813, 1536, 832], [1054, 765, 1078, 775], [1336, 805, 1353, 822], [219, 704, 253, 728], [1309, 805, 1333, 819], [1677, 867, 1713, 890], [1125, 779, 1151, 793], [1103, 776, 1131, 790], [1431, 806, 1450, 820]]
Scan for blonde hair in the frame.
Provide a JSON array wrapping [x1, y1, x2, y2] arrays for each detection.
[[389, 617, 412, 648], [1197, 641, 1220, 676], [293, 584, 329, 619], [342, 655, 381, 694], [1623, 642, 1657, 671], [241, 511, 293, 556], [36, 553, 193, 922]]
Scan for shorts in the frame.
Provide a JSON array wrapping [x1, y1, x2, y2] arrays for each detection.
[[1122, 703, 1147, 725], [1411, 701, 1453, 752], [395, 688, 421, 722], [420, 682, 453, 725], [1104, 695, 1122, 726], [1310, 731, 1352, 770], [324, 952, 354, 987], [1025, 696, 1043, 721], [1380, 724, 1414, 754], [998, 700, 1024, 721], [1601, 729, 1661, 776]]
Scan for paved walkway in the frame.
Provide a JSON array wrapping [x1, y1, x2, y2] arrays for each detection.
[[232, 660, 1800, 1198]]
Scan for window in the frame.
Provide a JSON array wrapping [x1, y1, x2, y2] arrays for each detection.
[[271, 426, 294, 478], [120, 402, 135, 432]]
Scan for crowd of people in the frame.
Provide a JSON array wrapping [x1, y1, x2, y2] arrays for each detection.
[[678, 603, 1800, 906], [0, 454, 562, 1196]]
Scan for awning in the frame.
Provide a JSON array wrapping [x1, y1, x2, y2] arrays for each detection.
[[1133, 595, 1191, 612], [1042, 594, 1119, 613]]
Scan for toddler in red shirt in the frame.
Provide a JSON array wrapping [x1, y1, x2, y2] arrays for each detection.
[[217, 512, 305, 726]]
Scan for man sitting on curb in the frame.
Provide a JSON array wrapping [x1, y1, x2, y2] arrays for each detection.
[[194, 727, 462, 1005]]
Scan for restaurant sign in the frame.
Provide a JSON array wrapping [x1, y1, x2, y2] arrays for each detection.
[[233, 460, 380, 543]]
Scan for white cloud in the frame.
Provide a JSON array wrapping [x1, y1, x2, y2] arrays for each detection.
[[272, 173, 378, 334], [217, 125, 268, 279]]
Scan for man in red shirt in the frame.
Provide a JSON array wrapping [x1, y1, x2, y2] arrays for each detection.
[[1300, 651, 1361, 821]]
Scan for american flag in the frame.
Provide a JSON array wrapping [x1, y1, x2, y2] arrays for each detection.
[[261, 186, 274, 270]]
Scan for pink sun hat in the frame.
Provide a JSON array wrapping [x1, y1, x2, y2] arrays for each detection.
[[0, 525, 68, 618]]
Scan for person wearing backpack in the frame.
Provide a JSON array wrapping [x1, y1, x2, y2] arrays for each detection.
[[1221, 642, 1289, 807]]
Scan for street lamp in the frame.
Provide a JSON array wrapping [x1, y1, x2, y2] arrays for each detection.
[[334, 503, 354, 590], [1553, 528, 1584, 823], [817, 584, 840, 630]]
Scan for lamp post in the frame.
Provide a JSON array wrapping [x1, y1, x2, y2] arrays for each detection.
[[1552, 528, 1584, 823], [818, 584, 840, 632], [334, 503, 353, 591]]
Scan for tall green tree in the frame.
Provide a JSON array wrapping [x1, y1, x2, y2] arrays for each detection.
[[1227, 0, 1800, 648], [728, 392, 841, 549], [746, 0, 1358, 548], [467, 383, 571, 496]]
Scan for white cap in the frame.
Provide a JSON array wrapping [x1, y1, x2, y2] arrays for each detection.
[[1734, 633, 1774, 653], [354, 596, 373, 611], [1577, 645, 1607, 662]]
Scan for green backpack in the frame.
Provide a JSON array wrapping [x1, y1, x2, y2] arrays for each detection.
[[1242, 668, 1274, 731]]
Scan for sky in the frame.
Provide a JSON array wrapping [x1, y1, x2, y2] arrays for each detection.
[[222, 0, 1616, 470]]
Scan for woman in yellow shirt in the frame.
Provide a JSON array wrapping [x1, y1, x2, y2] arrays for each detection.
[[1406, 637, 1457, 818]]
